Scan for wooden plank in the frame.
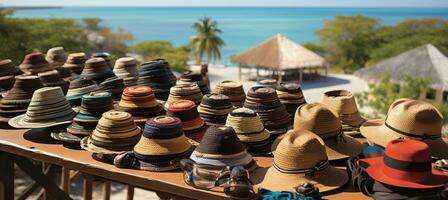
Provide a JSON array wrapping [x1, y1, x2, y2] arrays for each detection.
[[83, 174, 93, 200], [0, 152, 14, 200], [61, 167, 71, 192], [17, 182, 40, 200]]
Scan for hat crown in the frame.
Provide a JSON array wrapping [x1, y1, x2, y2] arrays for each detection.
[[31, 87, 64, 101], [385, 98, 443, 137], [321, 90, 358, 114], [85, 57, 106, 66], [218, 80, 242, 88], [124, 86, 152, 95], [168, 100, 196, 110], [294, 103, 341, 136], [274, 131, 327, 170], [0, 59, 12, 67], [68, 52, 86, 59], [385, 139, 431, 163], [115, 57, 136, 65], [195, 125, 246, 155], [248, 86, 276, 96]]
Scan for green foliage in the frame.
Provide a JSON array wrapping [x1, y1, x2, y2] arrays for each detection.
[[189, 16, 225, 63], [130, 41, 189, 72], [302, 42, 327, 57]]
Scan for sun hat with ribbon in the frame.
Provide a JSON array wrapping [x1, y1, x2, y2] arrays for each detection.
[[285, 103, 363, 160], [360, 98, 448, 159], [276, 82, 306, 117], [9, 86, 76, 128], [190, 125, 257, 171], [166, 100, 207, 142], [197, 93, 234, 126], [20, 52, 51, 75], [214, 80, 246, 108], [259, 131, 348, 192], [113, 57, 139, 79], [137, 59, 176, 101], [38, 70, 70, 95], [114, 116, 195, 171], [360, 138, 448, 188], [66, 77, 99, 106], [179, 71, 210, 94], [91, 52, 112, 69], [63, 52, 86, 75], [45, 47, 67, 69], [225, 108, 271, 155], [0, 59, 22, 77], [81, 58, 115, 84], [165, 83, 203, 107], [97, 77, 125, 101]]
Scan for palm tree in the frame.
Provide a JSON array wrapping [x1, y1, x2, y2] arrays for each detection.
[[190, 16, 225, 64]]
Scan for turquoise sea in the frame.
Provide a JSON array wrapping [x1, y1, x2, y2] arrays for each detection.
[[12, 7, 448, 64]]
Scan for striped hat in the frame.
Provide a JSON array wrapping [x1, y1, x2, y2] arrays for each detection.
[[255, 79, 278, 88], [179, 71, 210, 94], [197, 93, 234, 125], [97, 77, 125, 101], [137, 59, 176, 101], [0, 76, 15, 96], [20, 52, 51, 75], [113, 57, 139, 79], [115, 86, 166, 127], [63, 52, 87, 75], [45, 47, 67, 69], [0, 59, 22, 77], [38, 70, 70, 95], [81, 58, 115, 84], [190, 125, 257, 171], [9, 87, 76, 128], [276, 82, 306, 117], [166, 100, 207, 141], [165, 83, 203, 107], [225, 108, 270, 155], [66, 77, 99, 106], [214, 80, 246, 108], [115, 116, 194, 171], [91, 52, 112, 69]]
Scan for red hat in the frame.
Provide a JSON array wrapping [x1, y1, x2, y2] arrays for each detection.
[[360, 139, 448, 189]]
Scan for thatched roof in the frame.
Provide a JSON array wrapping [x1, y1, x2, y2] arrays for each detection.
[[355, 44, 448, 89], [232, 34, 328, 70]]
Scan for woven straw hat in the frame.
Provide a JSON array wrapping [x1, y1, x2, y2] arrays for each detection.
[[214, 80, 246, 108], [97, 77, 125, 101], [20, 52, 51, 75], [91, 52, 112, 69], [165, 83, 203, 106], [166, 100, 207, 141], [276, 82, 306, 116], [66, 77, 99, 105], [0, 76, 15, 95], [9, 87, 76, 128], [179, 71, 210, 94], [360, 98, 448, 159], [38, 70, 70, 95], [255, 79, 278, 88], [137, 59, 176, 101], [113, 57, 138, 79], [81, 58, 115, 84], [197, 93, 234, 125], [0, 59, 22, 77], [45, 47, 67, 69], [258, 131, 348, 192], [321, 90, 365, 127], [63, 52, 86, 75]]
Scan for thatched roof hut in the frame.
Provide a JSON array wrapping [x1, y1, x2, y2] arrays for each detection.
[[354, 44, 448, 90]]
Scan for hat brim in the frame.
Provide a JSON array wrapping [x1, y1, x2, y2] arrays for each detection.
[[360, 119, 448, 159], [8, 112, 76, 129], [258, 165, 348, 193], [361, 157, 448, 189], [80, 137, 132, 155]]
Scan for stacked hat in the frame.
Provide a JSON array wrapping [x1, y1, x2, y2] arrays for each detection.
[[137, 59, 177, 101], [166, 100, 207, 141], [81, 111, 142, 156], [0, 75, 43, 125], [197, 93, 234, 125], [276, 82, 307, 116], [91, 52, 112, 69], [214, 80, 246, 108], [288, 103, 363, 161], [113, 57, 139, 79], [179, 71, 210, 94], [115, 86, 165, 127], [190, 125, 257, 171], [0, 76, 15, 97], [63, 52, 87, 75], [259, 131, 348, 193], [122, 77, 138, 87], [244, 86, 291, 140], [66, 92, 114, 137], [0, 59, 22, 77], [97, 77, 125, 101], [9, 87, 76, 128], [225, 108, 270, 155], [38, 70, 70, 95], [66, 77, 99, 106], [165, 83, 203, 106], [255, 79, 278, 88], [81, 58, 115, 84], [115, 116, 195, 171], [45, 47, 67, 70], [321, 90, 366, 136], [360, 98, 448, 159], [19, 52, 51, 75]]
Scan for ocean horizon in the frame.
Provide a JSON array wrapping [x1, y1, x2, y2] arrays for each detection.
[[11, 7, 448, 64]]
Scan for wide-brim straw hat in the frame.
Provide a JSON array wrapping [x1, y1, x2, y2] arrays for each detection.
[[257, 131, 348, 193], [321, 90, 365, 127], [360, 98, 448, 159], [9, 87, 76, 128]]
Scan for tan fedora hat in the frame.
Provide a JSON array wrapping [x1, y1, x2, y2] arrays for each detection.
[[360, 98, 448, 159], [320, 90, 366, 127], [289, 103, 363, 160], [258, 131, 348, 193]]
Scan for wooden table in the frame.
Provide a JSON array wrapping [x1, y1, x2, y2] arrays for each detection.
[[0, 128, 369, 200]]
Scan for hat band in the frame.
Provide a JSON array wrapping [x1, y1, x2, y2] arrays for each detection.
[[384, 121, 441, 140], [384, 154, 431, 172], [272, 160, 330, 176]]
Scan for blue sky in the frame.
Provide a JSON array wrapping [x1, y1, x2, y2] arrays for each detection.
[[2, 0, 448, 7]]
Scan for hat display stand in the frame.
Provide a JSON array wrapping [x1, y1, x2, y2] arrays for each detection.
[[137, 59, 176, 101]]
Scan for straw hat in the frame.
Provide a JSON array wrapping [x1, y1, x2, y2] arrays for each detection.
[[91, 52, 112, 69], [9, 87, 76, 128], [113, 57, 139, 79], [290, 103, 363, 160], [360, 139, 448, 188], [197, 93, 234, 125], [97, 77, 125, 101], [321, 90, 365, 127], [137, 59, 176, 101], [0, 76, 15, 97], [45, 47, 67, 69], [81, 58, 115, 84], [66, 77, 99, 106], [276, 82, 306, 116], [118, 116, 194, 171], [115, 86, 166, 126], [81, 111, 141, 155], [63, 52, 87, 75], [225, 108, 270, 155], [179, 71, 210, 94], [214, 80, 246, 108], [259, 131, 348, 192], [190, 125, 257, 171], [360, 98, 448, 159], [255, 79, 278, 88], [38, 70, 70, 95], [165, 83, 203, 106], [20, 52, 51, 75], [166, 100, 207, 141], [0, 59, 22, 77]]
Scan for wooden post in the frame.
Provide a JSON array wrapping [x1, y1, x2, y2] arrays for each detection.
[[0, 152, 14, 200], [83, 174, 93, 200], [127, 185, 134, 200], [103, 181, 111, 200], [299, 68, 303, 83], [238, 64, 242, 80], [256, 66, 260, 81], [61, 167, 70, 193]]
